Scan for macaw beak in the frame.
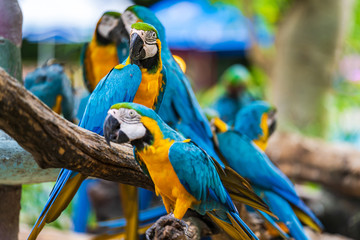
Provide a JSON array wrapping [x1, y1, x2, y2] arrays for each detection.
[[103, 114, 130, 146], [129, 33, 145, 61], [108, 17, 129, 43], [267, 109, 277, 137]]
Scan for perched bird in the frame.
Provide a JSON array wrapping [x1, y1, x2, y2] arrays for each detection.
[[215, 101, 323, 240], [77, 11, 129, 121], [81, 11, 129, 93], [104, 102, 261, 240], [121, 6, 223, 166], [27, 22, 166, 240], [210, 64, 256, 124], [25, 60, 75, 122]]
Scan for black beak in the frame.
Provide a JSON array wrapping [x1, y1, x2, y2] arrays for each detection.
[[103, 114, 129, 146], [267, 109, 277, 137], [108, 17, 129, 43], [129, 33, 145, 62]]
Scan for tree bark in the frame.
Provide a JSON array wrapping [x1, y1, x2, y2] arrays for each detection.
[[267, 132, 360, 198], [0, 67, 154, 190], [0, 185, 21, 240], [271, 0, 352, 137]]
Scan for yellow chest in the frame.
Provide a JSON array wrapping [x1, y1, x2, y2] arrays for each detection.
[[137, 139, 192, 203], [133, 69, 162, 110], [253, 113, 269, 151], [87, 42, 119, 90]]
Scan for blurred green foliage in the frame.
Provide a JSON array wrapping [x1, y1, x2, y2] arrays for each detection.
[[21, 183, 73, 230], [210, 0, 290, 30], [346, 0, 360, 53]]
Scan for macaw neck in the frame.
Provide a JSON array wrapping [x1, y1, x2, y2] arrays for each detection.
[[213, 117, 228, 133], [95, 30, 113, 45], [136, 116, 174, 152], [253, 113, 269, 151]]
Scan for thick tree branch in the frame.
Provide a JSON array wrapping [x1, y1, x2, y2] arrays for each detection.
[[267, 132, 360, 198], [0, 67, 153, 190]]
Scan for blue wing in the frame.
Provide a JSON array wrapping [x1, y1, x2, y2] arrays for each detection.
[[258, 189, 309, 240], [168, 141, 233, 214], [28, 64, 143, 240], [79, 64, 142, 135], [159, 55, 223, 167], [217, 130, 323, 230]]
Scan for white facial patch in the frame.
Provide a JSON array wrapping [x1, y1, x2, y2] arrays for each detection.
[[108, 108, 147, 141], [98, 15, 119, 39], [120, 122, 147, 141], [130, 28, 158, 59], [122, 11, 138, 34]]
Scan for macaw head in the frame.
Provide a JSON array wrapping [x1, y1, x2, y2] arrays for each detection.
[[234, 101, 276, 150], [129, 22, 160, 66], [95, 11, 129, 45], [220, 64, 252, 97], [122, 5, 166, 44], [104, 102, 166, 149]]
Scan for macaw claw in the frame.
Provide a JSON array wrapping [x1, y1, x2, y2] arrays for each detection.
[[146, 213, 189, 240]]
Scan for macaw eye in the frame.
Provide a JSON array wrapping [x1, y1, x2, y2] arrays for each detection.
[[129, 110, 136, 117], [152, 32, 156, 38]]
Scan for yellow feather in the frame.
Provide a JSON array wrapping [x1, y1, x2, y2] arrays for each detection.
[[136, 116, 197, 219], [52, 95, 62, 114], [292, 206, 322, 232], [207, 212, 254, 240], [253, 113, 269, 151]]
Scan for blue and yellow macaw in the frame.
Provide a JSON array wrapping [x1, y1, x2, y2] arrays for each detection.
[[81, 11, 129, 93], [25, 60, 75, 122], [121, 6, 222, 166], [214, 101, 323, 240], [27, 22, 167, 240], [77, 11, 130, 121], [103, 102, 264, 240]]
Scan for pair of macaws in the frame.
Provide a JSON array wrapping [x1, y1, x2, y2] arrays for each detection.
[[28, 5, 322, 240], [25, 60, 75, 122], [206, 100, 323, 239]]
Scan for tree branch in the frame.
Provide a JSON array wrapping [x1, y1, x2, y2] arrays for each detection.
[[0, 67, 153, 190], [267, 132, 360, 198]]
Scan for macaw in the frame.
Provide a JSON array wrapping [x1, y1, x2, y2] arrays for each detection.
[[25, 60, 75, 122], [214, 101, 323, 240], [211, 64, 256, 124], [121, 6, 222, 166], [77, 11, 130, 121], [27, 22, 166, 240], [81, 11, 129, 93], [103, 102, 264, 240]]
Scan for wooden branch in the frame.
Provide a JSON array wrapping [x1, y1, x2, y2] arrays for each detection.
[[267, 132, 360, 198], [0, 67, 154, 190]]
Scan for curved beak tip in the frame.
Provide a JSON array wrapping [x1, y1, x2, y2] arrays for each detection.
[[129, 33, 145, 61]]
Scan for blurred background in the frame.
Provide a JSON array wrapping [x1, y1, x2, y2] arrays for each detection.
[[15, 0, 360, 239]]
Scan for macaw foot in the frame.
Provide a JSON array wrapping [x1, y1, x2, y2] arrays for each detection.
[[146, 213, 191, 240]]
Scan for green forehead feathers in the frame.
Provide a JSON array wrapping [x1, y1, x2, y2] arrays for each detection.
[[103, 11, 121, 18], [131, 22, 158, 36], [111, 102, 132, 110]]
